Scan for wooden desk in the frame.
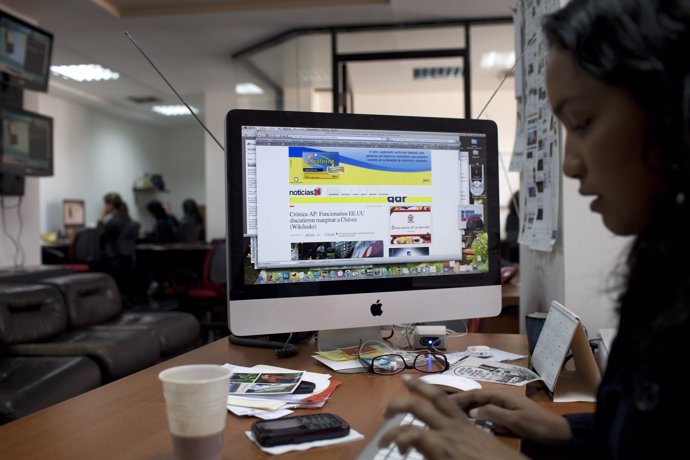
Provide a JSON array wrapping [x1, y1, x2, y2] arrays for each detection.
[[0, 334, 593, 459]]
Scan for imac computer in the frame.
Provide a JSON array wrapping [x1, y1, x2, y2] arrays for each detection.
[[226, 109, 501, 350]]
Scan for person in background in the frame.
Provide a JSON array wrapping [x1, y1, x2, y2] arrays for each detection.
[[145, 199, 178, 244], [98, 192, 130, 263], [379, 0, 690, 458], [96, 192, 140, 298], [178, 198, 205, 242]]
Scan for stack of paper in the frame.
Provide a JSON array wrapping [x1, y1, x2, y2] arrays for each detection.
[[311, 343, 386, 373], [223, 363, 340, 420]]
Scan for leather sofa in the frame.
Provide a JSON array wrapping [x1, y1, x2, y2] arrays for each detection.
[[41, 273, 200, 358], [0, 273, 200, 424]]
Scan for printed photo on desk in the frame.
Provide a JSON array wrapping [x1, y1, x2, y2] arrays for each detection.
[[447, 356, 540, 386]]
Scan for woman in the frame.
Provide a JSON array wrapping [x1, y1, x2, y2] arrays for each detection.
[[98, 192, 131, 262], [145, 199, 178, 244], [178, 198, 205, 242], [379, 0, 690, 458]]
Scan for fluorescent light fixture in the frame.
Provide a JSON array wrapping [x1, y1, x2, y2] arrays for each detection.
[[480, 51, 516, 70], [151, 105, 199, 116], [51, 64, 120, 82], [236, 82, 264, 95]]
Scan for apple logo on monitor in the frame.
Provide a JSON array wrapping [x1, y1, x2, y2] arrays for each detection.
[[370, 299, 383, 316]]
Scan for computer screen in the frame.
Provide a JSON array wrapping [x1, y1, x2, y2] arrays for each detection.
[[0, 105, 53, 176], [0, 10, 53, 92], [63, 199, 85, 228], [226, 109, 501, 349]]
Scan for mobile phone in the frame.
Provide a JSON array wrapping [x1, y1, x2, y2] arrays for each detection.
[[251, 413, 350, 447]]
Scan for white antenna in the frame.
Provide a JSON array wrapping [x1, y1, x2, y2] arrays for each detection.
[[124, 31, 225, 152]]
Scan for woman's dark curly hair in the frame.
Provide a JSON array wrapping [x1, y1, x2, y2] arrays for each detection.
[[543, 0, 690, 362]]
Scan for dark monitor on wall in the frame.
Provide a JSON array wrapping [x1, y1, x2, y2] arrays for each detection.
[[226, 109, 502, 350], [0, 10, 53, 93], [0, 104, 53, 177]]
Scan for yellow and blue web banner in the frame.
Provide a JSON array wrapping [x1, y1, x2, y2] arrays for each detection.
[[288, 146, 432, 185]]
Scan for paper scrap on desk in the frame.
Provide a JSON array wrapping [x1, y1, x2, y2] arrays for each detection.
[[245, 429, 365, 454], [445, 348, 525, 365], [312, 355, 366, 372], [227, 396, 287, 411], [444, 356, 541, 387], [229, 406, 294, 420], [302, 380, 341, 404], [315, 343, 388, 362]]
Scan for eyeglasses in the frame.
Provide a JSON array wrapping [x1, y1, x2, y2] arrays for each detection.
[[357, 340, 449, 375]]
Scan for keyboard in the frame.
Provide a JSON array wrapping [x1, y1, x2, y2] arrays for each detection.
[[356, 412, 495, 460]]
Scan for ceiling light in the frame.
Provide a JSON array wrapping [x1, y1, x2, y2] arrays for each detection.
[[480, 51, 516, 70], [151, 105, 198, 116], [236, 82, 264, 95], [50, 64, 120, 82]]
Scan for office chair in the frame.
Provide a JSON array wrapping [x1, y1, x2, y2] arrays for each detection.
[[176, 221, 203, 242], [62, 228, 101, 273], [116, 221, 141, 270], [182, 239, 228, 343]]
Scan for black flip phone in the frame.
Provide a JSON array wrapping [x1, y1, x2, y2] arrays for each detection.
[[251, 413, 350, 447]]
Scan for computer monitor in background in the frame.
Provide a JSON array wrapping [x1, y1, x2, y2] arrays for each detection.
[[0, 105, 53, 176], [0, 9, 54, 92], [63, 199, 85, 237], [226, 109, 501, 350]]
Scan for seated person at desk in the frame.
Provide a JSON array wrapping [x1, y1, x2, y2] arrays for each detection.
[[144, 200, 178, 244], [177, 198, 205, 242], [379, 1, 690, 458], [97, 192, 130, 264], [96, 193, 139, 292]]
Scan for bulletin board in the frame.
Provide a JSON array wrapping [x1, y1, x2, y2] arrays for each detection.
[[510, 0, 564, 252]]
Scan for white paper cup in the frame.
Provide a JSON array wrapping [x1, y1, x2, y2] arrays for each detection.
[[159, 364, 232, 460]]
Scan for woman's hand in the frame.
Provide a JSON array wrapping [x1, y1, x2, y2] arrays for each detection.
[[379, 376, 528, 460], [451, 388, 572, 445]]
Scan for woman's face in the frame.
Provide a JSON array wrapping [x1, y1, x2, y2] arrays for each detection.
[[545, 47, 666, 236]]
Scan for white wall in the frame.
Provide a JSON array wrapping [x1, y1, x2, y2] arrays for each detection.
[[0, 88, 209, 271], [204, 89, 236, 241], [159, 126, 206, 226], [1, 91, 41, 267], [0, 176, 40, 267], [36, 93, 165, 232], [562, 172, 628, 333]]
